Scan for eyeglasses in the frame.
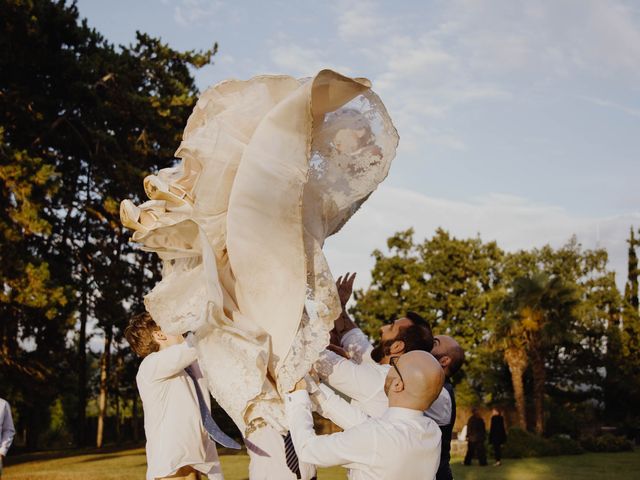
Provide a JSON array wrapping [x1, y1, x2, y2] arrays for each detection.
[[389, 356, 404, 384]]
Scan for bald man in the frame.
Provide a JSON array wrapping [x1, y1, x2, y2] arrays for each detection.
[[431, 335, 465, 480], [285, 351, 445, 480]]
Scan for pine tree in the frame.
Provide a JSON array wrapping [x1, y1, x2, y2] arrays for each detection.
[[624, 227, 639, 310], [1, 0, 215, 447]]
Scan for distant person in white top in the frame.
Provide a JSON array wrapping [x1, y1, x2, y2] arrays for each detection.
[[0, 398, 15, 480], [285, 350, 444, 480], [125, 312, 224, 480]]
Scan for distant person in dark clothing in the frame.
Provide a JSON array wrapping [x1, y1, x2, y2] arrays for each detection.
[[489, 408, 507, 466], [464, 407, 487, 466]]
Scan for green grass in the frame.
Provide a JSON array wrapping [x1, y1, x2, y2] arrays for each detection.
[[3, 448, 639, 479], [450, 450, 640, 480], [2, 448, 345, 480]]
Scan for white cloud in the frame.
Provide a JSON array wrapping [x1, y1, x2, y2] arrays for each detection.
[[269, 42, 353, 78], [173, 0, 224, 27], [324, 185, 639, 292], [325, 0, 640, 156], [335, 0, 391, 41], [581, 95, 640, 119]]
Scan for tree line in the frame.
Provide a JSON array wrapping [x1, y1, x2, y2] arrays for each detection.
[[352, 228, 640, 437]]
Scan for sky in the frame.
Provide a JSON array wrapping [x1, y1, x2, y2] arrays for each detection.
[[77, 0, 640, 290]]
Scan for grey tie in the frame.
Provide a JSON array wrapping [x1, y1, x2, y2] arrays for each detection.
[[184, 363, 241, 449]]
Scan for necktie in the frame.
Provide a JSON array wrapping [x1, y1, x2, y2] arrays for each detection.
[[184, 363, 241, 450], [283, 431, 302, 479]]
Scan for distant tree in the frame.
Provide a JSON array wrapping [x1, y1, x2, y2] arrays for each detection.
[[355, 229, 624, 435], [624, 227, 639, 310], [605, 227, 640, 427], [353, 228, 503, 349], [352, 228, 506, 402], [0, 0, 215, 447], [495, 274, 579, 434]]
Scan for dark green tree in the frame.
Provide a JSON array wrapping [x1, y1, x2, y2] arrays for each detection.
[[1, 0, 216, 447], [493, 273, 580, 434]]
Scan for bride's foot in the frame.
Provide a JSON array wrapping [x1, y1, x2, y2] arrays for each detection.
[[144, 175, 195, 206]]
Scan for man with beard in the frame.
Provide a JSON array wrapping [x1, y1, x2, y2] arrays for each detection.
[[287, 351, 444, 479], [316, 273, 464, 479]]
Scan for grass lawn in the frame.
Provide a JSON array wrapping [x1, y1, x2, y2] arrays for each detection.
[[3, 447, 639, 479]]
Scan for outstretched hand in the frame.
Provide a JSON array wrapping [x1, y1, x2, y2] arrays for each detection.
[[336, 272, 356, 308]]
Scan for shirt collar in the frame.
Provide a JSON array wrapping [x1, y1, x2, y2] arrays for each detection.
[[384, 406, 426, 420]]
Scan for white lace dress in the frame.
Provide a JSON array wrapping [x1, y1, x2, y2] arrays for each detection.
[[120, 69, 398, 435]]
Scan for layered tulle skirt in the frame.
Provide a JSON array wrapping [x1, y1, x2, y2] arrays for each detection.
[[121, 69, 398, 433]]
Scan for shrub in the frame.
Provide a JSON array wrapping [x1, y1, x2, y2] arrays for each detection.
[[502, 428, 584, 458], [580, 434, 634, 453]]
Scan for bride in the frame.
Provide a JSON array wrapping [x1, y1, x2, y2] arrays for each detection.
[[120, 69, 398, 437]]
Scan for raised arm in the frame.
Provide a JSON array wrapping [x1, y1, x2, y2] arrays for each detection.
[[340, 327, 375, 365], [142, 341, 198, 382], [315, 350, 386, 408], [312, 383, 370, 430], [285, 390, 375, 468]]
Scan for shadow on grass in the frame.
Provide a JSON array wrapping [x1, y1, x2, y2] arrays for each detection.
[[6, 444, 247, 467], [3, 443, 144, 466]]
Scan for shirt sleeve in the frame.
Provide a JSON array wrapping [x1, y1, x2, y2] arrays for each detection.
[[315, 350, 386, 405], [340, 328, 374, 365], [142, 342, 198, 382], [0, 403, 15, 456], [424, 387, 452, 426], [313, 383, 370, 430], [285, 391, 375, 468]]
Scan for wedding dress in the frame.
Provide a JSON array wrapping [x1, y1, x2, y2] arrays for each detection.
[[120, 69, 398, 434]]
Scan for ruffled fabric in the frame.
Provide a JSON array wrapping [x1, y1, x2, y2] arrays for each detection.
[[121, 69, 398, 434]]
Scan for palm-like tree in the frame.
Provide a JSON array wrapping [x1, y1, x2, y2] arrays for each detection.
[[492, 274, 579, 434]]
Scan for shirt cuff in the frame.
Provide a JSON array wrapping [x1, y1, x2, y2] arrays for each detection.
[[0, 447, 8, 456], [340, 328, 366, 348], [286, 390, 311, 405], [184, 332, 196, 348]]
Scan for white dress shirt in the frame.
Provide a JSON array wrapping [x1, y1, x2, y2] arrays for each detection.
[[245, 425, 317, 480], [316, 328, 451, 424], [285, 388, 441, 480], [136, 342, 223, 480], [0, 398, 15, 456]]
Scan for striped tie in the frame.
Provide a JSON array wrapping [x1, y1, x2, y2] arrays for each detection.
[[283, 431, 302, 479]]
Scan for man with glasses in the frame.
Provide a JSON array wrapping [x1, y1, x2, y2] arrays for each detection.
[[316, 273, 464, 480], [316, 275, 450, 419], [286, 351, 445, 479]]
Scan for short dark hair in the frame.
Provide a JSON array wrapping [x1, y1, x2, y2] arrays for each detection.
[[124, 312, 160, 358], [397, 311, 434, 353]]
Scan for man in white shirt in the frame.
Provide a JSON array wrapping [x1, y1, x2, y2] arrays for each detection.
[[245, 425, 317, 480], [317, 273, 464, 478], [317, 274, 448, 418], [0, 397, 15, 480], [431, 335, 464, 480], [285, 350, 444, 480], [318, 312, 450, 418], [125, 313, 224, 480]]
